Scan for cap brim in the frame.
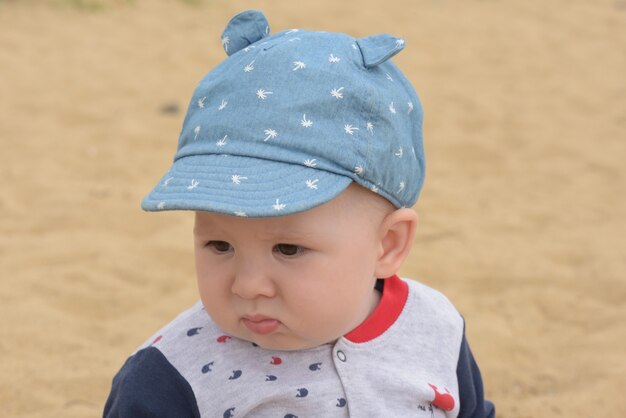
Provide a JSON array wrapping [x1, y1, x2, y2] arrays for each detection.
[[141, 155, 353, 217]]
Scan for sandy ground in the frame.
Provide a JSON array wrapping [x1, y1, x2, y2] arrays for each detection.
[[1, 0, 625, 416]]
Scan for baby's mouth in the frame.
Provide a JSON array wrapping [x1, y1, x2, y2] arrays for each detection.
[[242, 314, 280, 335]]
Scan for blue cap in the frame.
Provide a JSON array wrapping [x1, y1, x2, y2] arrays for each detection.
[[142, 10, 425, 217]]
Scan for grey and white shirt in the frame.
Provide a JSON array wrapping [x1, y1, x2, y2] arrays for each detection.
[[104, 276, 495, 417]]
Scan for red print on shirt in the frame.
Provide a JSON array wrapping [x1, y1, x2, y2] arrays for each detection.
[[428, 383, 455, 411]]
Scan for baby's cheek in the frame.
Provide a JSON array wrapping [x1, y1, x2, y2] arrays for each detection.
[[194, 255, 211, 281], [195, 275, 212, 298], [197, 279, 227, 315], [296, 295, 355, 336]]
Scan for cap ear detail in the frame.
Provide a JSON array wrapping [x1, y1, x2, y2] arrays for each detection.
[[355, 34, 405, 68], [221, 10, 270, 56]]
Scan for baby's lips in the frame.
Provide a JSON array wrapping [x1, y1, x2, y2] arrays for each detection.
[[242, 314, 280, 335]]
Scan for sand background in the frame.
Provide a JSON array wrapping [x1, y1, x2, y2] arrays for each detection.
[[1, 0, 625, 416]]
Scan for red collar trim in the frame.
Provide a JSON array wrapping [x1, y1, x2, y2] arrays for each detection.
[[344, 275, 409, 343]]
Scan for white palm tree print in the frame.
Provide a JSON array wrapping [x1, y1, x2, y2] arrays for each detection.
[[234, 210, 248, 217], [286, 29, 299, 35], [396, 39, 405, 48], [389, 102, 396, 114], [198, 97, 206, 108], [328, 54, 340, 63], [157, 201, 166, 210], [305, 179, 319, 189], [301, 114, 313, 128], [222, 36, 230, 52], [194, 126, 200, 140], [163, 177, 174, 187], [244, 60, 255, 72], [354, 166, 364, 176], [264, 129, 278, 141], [395, 147, 404, 158], [216, 135, 228, 147], [273, 199, 286, 211], [256, 89, 273, 100], [219, 99, 228, 110], [330, 87, 344, 99], [344, 124, 359, 135], [371, 184, 379, 193], [292, 61, 306, 71], [231, 175, 248, 184], [407, 102, 414, 114], [398, 181, 405, 193], [188, 179, 199, 190], [366, 122, 374, 134], [242, 45, 256, 53], [303, 159, 317, 168], [386, 73, 394, 82]]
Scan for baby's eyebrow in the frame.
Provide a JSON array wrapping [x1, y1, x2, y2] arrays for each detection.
[[250, 225, 317, 241], [193, 220, 223, 236], [193, 228, 212, 238], [267, 231, 317, 242]]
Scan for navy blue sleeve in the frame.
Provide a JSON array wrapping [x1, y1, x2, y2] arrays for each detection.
[[456, 329, 496, 418], [103, 347, 201, 418]]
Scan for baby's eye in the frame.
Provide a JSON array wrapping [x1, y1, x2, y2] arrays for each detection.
[[206, 241, 233, 253], [274, 243, 305, 257]]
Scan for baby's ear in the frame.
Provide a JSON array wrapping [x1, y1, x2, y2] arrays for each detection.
[[374, 208, 418, 278]]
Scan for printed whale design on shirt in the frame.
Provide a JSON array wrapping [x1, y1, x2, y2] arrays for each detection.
[[186, 327, 202, 336], [308, 362, 322, 371], [229, 370, 242, 380], [201, 362, 214, 373], [428, 383, 455, 411]]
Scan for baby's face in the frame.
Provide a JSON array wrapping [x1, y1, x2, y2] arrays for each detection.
[[193, 184, 393, 351]]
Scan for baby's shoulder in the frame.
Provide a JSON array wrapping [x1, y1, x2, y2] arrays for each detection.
[[403, 277, 460, 310], [104, 302, 211, 417], [400, 277, 465, 332], [131, 301, 211, 353]]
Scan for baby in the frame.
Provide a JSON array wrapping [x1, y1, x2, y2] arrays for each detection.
[[104, 10, 495, 418]]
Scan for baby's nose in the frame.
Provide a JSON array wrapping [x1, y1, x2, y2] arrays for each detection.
[[231, 262, 277, 300]]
